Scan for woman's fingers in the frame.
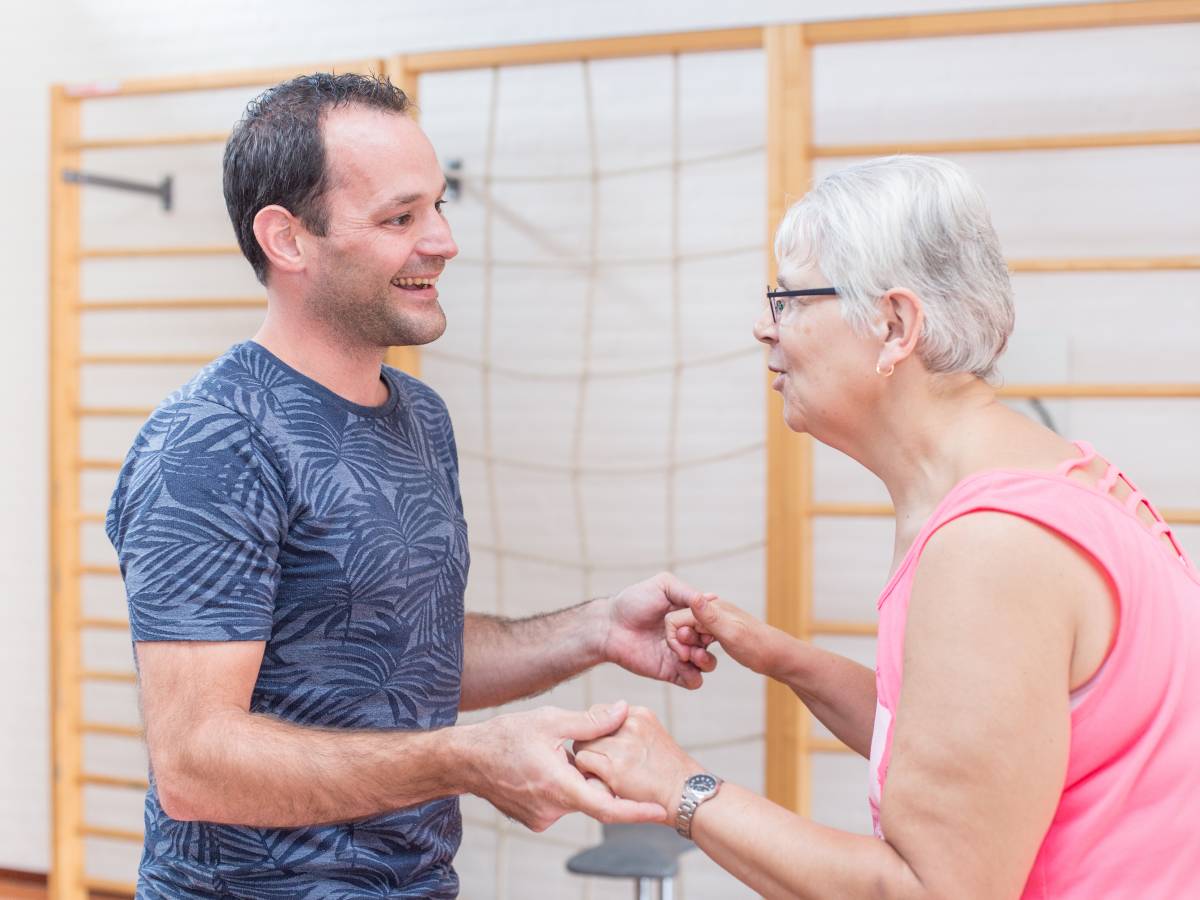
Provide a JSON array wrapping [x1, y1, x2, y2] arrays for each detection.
[[665, 608, 703, 663]]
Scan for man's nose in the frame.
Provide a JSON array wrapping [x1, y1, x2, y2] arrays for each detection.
[[422, 213, 459, 261]]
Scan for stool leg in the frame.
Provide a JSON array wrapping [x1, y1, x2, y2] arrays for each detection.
[[661, 876, 673, 900], [635, 877, 657, 900]]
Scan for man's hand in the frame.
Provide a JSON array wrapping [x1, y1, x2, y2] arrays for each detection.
[[459, 702, 666, 832], [599, 572, 718, 689]]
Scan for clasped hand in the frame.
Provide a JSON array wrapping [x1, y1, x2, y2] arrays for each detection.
[[573, 591, 777, 819], [472, 588, 768, 831]]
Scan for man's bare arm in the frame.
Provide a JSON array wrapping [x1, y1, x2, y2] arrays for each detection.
[[460, 604, 601, 711], [138, 640, 662, 829], [459, 573, 716, 712], [139, 640, 464, 825]]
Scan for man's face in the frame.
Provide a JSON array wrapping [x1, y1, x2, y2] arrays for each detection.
[[303, 105, 458, 349]]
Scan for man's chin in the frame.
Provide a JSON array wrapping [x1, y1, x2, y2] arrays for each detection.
[[385, 307, 447, 348]]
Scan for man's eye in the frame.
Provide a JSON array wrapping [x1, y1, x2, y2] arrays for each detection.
[[435, 199, 447, 215], [390, 214, 413, 226]]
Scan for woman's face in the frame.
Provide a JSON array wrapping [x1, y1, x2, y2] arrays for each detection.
[[754, 259, 883, 439]]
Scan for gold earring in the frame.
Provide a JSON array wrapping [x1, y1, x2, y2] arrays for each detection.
[[875, 362, 895, 377]]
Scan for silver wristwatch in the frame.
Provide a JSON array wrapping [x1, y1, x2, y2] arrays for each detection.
[[674, 772, 723, 839]]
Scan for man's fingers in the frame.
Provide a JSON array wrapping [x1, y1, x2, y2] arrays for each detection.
[[689, 645, 717, 672], [597, 795, 667, 825], [686, 629, 716, 647], [672, 662, 703, 690], [582, 774, 616, 801], [563, 769, 666, 824], [657, 572, 702, 609], [573, 747, 613, 782], [564, 701, 629, 741]]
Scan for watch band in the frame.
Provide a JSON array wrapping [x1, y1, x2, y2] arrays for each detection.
[[675, 773, 722, 839]]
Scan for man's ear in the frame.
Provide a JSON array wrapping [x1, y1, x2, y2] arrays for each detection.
[[251, 205, 308, 277], [875, 288, 924, 375]]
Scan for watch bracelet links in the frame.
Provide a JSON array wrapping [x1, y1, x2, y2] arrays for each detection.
[[674, 774, 722, 839], [675, 794, 701, 838]]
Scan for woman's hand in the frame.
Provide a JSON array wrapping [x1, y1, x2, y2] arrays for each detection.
[[573, 706, 703, 819], [666, 593, 785, 678]]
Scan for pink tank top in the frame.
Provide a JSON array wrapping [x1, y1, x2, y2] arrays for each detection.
[[868, 442, 1200, 898]]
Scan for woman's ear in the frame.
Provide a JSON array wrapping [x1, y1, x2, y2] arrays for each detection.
[[875, 289, 924, 376], [251, 205, 307, 278]]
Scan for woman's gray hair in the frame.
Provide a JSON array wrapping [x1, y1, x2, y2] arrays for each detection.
[[774, 155, 1014, 380]]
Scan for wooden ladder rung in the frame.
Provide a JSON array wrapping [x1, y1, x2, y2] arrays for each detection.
[[80, 824, 143, 843], [80, 773, 148, 791], [79, 618, 130, 631], [80, 722, 142, 737], [80, 670, 136, 684]]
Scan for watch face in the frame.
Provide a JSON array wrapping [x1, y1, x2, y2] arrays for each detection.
[[687, 774, 719, 796]]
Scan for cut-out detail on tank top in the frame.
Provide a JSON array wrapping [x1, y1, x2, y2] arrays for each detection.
[[1055, 441, 1188, 565]]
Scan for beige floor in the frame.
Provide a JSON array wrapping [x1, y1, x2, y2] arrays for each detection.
[[0, 875, 127, 899]]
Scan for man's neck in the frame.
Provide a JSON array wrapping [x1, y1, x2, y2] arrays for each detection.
[[252, 312, 390, 408]]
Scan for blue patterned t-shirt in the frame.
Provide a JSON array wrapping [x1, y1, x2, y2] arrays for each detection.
[[106, 341, 470, 898]]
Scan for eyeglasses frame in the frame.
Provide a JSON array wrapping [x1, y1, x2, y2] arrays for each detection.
[[766, 285, 839, 323]]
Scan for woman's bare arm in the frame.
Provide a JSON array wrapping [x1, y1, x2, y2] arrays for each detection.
[[585, 510, 1108, 898]]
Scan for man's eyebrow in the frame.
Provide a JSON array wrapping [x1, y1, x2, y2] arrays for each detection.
[[380, 180, 449, 210]]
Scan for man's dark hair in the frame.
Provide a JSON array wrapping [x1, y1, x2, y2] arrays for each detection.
[[222, 72, 411, 284]]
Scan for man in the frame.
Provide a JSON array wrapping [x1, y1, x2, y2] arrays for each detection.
[[106, 73, 715, 898]]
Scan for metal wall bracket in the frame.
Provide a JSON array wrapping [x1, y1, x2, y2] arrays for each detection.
[[62, 169, 173, 211], [444, 159, 462, 202]]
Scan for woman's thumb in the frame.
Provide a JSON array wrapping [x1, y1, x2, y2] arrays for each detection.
[[692, 593, 721, 627]]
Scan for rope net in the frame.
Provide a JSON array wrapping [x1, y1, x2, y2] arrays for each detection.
[[419, 51, 770, 898]]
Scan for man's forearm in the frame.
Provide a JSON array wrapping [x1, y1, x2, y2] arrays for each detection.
[[155, 709, 478, 827], [460, 603, 605, 711]]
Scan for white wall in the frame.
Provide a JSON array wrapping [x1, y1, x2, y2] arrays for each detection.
[[3, 0, 65, 876], [8, 0, 1199, 893]]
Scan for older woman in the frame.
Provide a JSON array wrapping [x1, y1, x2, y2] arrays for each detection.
[[575, 156, 1200, 899]]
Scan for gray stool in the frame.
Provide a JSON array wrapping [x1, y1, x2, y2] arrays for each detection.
[[566, 823, 695, 900]]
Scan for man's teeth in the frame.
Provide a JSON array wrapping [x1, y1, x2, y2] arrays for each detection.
[[392, 276, 438, 287]]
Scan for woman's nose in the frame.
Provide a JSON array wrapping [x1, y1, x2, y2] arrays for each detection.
[[753, 311, 777, 346]]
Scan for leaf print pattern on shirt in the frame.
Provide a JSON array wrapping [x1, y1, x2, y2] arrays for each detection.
[[108, 341, 468, 898]]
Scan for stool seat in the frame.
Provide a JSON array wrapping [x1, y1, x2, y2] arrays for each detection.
[[566, 823, 695, 879]]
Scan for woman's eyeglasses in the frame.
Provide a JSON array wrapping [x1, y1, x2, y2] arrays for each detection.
[[765, 286, 839, 323]]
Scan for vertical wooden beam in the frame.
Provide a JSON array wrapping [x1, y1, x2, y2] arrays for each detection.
[[384, 55, 423, 379], [48, 84, 87, 900], [764, 24, 813, 816]]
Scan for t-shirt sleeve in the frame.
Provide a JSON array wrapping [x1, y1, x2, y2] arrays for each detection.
[[106, 398, 289, 641]]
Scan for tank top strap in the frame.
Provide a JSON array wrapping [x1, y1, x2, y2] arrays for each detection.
[[1062, 443, 1187, 563], [1097, 463, 1124, 494], [1124, 489, 1148, 514], [1056, 440, 1098, 477]]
